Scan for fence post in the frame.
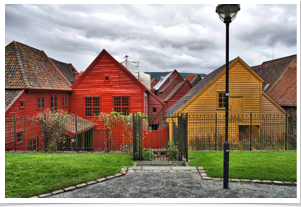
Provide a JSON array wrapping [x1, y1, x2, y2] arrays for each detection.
[[132, 113, 136, 160], [14, 113, 16, 151], [285, 113, 287, 151], [44, 113, 47, 152], [75, 113, 78, 152], [250, 113, 252, 151], [215, 113, 217, 151], [106, 124, 109, 153]]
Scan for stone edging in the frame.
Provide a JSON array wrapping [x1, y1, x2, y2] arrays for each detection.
[[197, 166, 297, 186], [32, 167, 129, 198], [32, 165, 296, 198]]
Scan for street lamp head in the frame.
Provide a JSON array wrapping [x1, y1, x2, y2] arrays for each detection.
[[216, 4, 240, 23]]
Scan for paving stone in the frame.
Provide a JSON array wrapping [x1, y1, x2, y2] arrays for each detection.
[[172, 166, 197, 170], [262, 180, 273, 184], [106, 175, 115, 180], [152, 170, 162, 172], [38, 193, 52, 198], [135, 170, 142, 172], [273, 181, 284, 185], [197, 166, 204, 170], [96, 178, 107, 182], [76, 183, 87, 188], [199, 170, 206, 173], [200, 173, 207, 176], [138, 161, 151, 165], [128, 166, 142, 170], [114, 173, 123, 177], [64, 186, 76, 191], [121, 167, 128, 171], [231, 179, 240, 182], [240, 179, 252, 183], [212, 178, 221, 181], [162, 170, 170, 172], [142, 166, 171, 170], [252, 180, 263, 184], [283, 181, 294, 186], [169, 170, 177, 172], [151, 161, 169, 165], [169, 161, 182, 165], [120, 170, 127, 174], [52, 189, 64, 195], [86, 180, 97, 185], [294, 182, 297, 185], [202, 177, 212, 180]]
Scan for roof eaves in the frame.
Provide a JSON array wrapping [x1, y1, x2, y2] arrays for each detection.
[[5, 89, 25, 114]]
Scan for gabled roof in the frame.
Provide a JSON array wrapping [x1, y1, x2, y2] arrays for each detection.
[[154, 69, 183, 92], [163, 79, 192, 102], [5, 41, 72, 90], [50, 58, 79, 85], [5, 89, 25, 112], [251, 55, 296, 92], [153, 71, 173, 90], [166, 57, 264, 115], [186, 74, 197, 83], [159, 76, 177, 93], [71, 49, 148, 92], [268, 65, 296, 106], [187, 74, 202, 86]]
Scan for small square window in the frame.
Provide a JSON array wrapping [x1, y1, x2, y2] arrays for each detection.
[[105, 76, 109, 80], [153, 108, 156, 112], [19, 101, 25, 109], [17, 132, 23, 142]]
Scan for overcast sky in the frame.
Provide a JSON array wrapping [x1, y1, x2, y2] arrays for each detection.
[[5, 3, 298, 75]]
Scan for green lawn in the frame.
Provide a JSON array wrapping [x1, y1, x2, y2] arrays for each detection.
[[5, 152, 133, 198], [188, 151, 296, 182]]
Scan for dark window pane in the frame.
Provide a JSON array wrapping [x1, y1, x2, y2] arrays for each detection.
[[93, 98, 99, 106], [85, 108, 92, 116], [114, 98, 121, 106], [93, 108, 99, 116], [85, 98, 91, 107], [122, 107, 129, 115], [114, 107, 121, 113], [122, 98, 129, 106], [42, 98, 45, 108]]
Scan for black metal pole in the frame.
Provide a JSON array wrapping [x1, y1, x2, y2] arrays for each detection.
[[223, 19, 230, 189]]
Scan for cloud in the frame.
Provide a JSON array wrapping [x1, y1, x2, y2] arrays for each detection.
[[5, 4, 297, 74]]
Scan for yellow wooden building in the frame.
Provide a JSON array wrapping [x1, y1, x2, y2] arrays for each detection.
[[166, 57, 288, 148]]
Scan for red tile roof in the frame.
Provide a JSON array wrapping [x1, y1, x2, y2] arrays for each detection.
[[186, 74, 196, 83], [251, 54, 297, 107], [268, 66, 296, 106], [5, 41, 72, 90], [5, 89, 24, 111], [50, 58, 79, 85], [251, 55, 296, 92]]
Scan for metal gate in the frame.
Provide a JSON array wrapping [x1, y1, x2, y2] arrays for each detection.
[[133, 113, 188, 161]]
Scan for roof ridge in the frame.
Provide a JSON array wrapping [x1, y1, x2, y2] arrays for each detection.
[[262, 54, 296, 64], [12, 41, 30, 88], [45, 51, 72, 86]]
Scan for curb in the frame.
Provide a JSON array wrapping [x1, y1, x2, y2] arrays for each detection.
[[196, 166, 297, 186], [34, 167, 129, 198], [34, 165, 296, 198]]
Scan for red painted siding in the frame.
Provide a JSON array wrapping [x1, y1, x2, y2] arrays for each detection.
[[71, 55, 145, 118], [166, 81, 192, 110], [161, 75, 183, 100], [6, 91, 71, 118]]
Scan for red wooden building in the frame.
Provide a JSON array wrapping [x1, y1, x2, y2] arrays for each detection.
[[71, 49, 149, 117], [150, 70, 193, 115], [5, 41, 78, 151]]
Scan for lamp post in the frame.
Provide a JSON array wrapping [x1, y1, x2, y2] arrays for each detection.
[[216, 4, 240, 189]]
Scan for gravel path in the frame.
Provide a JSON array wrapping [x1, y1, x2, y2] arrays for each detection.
[[47, 171, 296, 198]]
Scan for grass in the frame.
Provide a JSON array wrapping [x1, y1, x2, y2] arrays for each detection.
[[5, 152, 133, 198], [188, 151, 296, 182]]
